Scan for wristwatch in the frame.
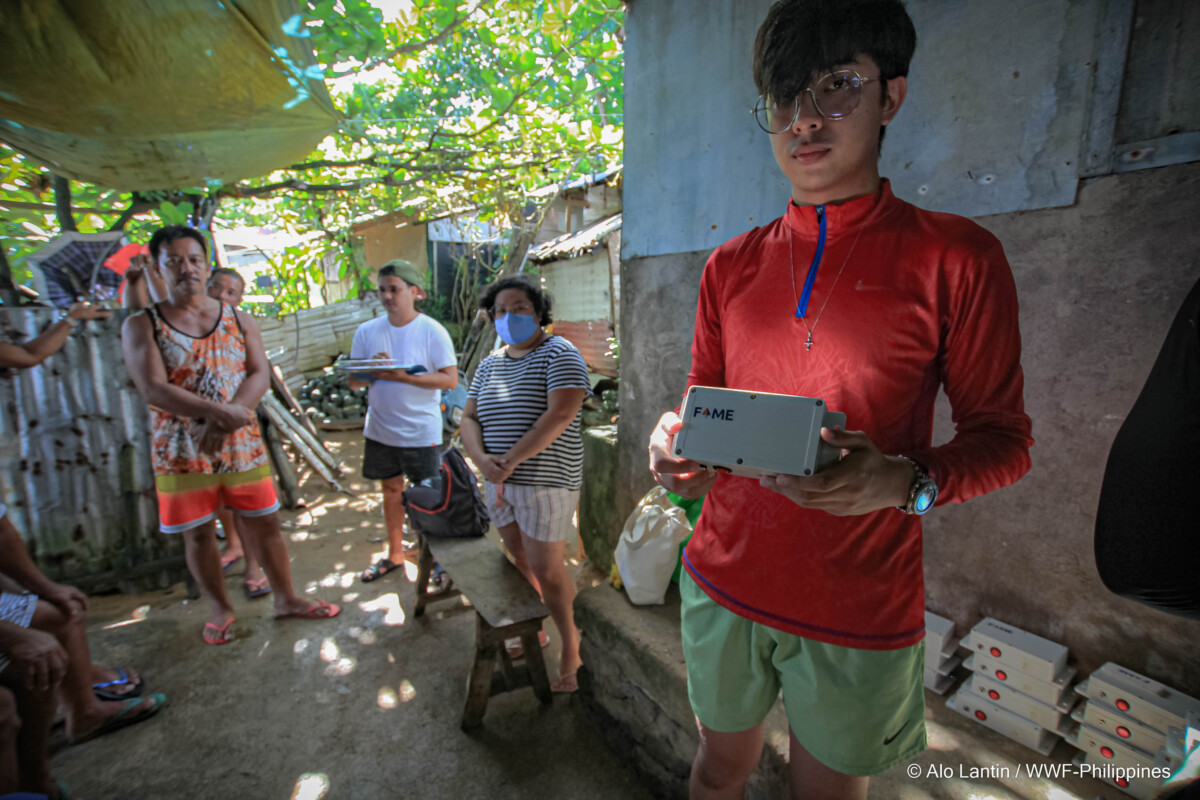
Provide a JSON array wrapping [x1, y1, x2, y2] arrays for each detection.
[[895, 455, 938, 515]]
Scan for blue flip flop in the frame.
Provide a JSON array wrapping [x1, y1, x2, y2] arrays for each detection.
[[93, 666, 144, 702]]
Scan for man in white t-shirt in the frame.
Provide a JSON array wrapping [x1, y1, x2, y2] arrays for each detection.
[[350, 260, 458, 582]]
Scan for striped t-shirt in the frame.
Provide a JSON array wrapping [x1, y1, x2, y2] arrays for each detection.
[[468, 336, 590, 489]]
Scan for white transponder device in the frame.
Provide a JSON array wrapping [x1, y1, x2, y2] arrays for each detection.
[[674, 386, 846, 478]]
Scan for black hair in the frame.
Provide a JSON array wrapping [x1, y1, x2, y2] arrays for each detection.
[[148, 225, 208, 261], [208, 267, 244, 286], [753, 0, 916, 148], [479, 276, 553, 326]]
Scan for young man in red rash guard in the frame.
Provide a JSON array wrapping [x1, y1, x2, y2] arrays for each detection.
[[647, 2, 1034, 797]]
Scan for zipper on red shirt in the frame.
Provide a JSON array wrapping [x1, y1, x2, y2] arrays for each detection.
[[795, 204, 826, 318]]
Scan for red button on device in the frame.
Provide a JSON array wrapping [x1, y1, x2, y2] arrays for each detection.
[[975, 710, 987, 721], [1100, 746, 1114, 759], [1116, 699, 1130, 711], [995, 670, 1007, 681], [1117, 778, 1129, 787], [988, 690, 1000, 700], [1117, 726, 1131, 739], [989, 646, 1002, 657]]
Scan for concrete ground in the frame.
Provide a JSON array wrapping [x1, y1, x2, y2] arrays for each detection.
[[48, 433, 653, 800]]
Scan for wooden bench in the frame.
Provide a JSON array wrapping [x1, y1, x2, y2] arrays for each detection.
[[413, 533, 552, 729]]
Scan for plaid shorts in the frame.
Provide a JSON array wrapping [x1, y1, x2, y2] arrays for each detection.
[[483, 482, 579, 543]]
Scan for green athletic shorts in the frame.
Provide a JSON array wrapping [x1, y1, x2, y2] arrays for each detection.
[[680, 570, 927, 776]]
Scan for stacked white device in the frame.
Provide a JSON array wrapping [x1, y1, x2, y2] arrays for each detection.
[[945, 618, 1077, 756], [923, 611, 962, 695], [1067, 662, 1200, 799]]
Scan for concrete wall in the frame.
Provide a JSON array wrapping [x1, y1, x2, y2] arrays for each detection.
[[617, 161, 1200, 692]]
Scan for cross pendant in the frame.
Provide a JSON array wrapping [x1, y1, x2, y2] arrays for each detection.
[[805, 331, 813, 351]]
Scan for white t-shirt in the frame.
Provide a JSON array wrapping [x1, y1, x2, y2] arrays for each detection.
[[350, 313, 457, 447]]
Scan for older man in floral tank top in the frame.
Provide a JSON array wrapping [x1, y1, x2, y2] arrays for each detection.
[[122, 226, 340, 646]]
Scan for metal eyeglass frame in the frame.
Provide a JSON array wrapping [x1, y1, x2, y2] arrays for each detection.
[[752, 70, 877, 133]]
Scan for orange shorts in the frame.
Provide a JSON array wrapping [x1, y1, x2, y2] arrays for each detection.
[[155, 465, 279, 533]]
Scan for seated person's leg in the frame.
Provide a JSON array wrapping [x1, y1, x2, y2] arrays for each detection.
[[27, 598, 161, 743], [0, 685, 19, 795], [0, 633, 60, 796]]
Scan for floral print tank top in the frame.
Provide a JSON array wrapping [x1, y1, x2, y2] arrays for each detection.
[[147, 302, 267, 475]]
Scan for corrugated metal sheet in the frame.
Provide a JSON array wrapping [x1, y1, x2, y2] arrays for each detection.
[[541, 252, 613, 323], [529, 214, 622, 263], [261, 296, 384, 388], [0, 308, 180, 590], [1116, 0, 1200, 144], [552, 320, 617, 378]]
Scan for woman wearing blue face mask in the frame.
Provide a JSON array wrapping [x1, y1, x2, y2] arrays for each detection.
[[460, 276, 591, 693]]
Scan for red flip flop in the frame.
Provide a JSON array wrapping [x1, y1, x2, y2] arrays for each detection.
[[203, 619, 235, 646], [275, 598, 341, 620]]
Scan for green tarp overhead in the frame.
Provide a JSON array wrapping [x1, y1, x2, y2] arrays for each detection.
[[0, 0, 338, 190]]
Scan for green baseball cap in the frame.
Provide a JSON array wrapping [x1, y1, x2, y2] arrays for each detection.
[[380, 258, 427, 291]]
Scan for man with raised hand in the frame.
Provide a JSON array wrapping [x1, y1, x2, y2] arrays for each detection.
[[122, 225, 339, 646], [349, 260, 458, 583], [647, 2, 1033, 797]]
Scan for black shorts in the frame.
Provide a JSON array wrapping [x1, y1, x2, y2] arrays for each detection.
[[362, 439, 441, 485]]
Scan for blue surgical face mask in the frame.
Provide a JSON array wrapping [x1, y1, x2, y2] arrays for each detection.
[[495, 312, 540, 345]]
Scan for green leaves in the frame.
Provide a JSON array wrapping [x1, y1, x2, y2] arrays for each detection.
[[1, 0, 624, 312]]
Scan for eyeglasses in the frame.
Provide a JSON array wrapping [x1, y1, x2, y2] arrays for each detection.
[[752, 70, 876, 134]]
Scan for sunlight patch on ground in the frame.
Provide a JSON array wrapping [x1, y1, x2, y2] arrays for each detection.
[[387, 652, 395, 664], [398, 679, 416, 702], [294, 638, 309, 654], [258, 640, 270, 657], [348, 626, 378, 645], [404, 560, 419, 581], [360, 592, 406, 626], [342, 591, 360, 603], [320, 638, 340, 662], [102, 604, 151, 629], [342, 543, 352, 552], [377, 686, 398, 709], [317, 570, 357, 589], [334, 562, 346, 570], [291, 531, 311, 542], [290, 772, 330, 800], [927, 720, 961, 751], [947, 782, 1016, 800], [324, 657, 356, 676]]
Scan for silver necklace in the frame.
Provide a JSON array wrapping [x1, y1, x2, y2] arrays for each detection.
[[789, 221, 866, 351]]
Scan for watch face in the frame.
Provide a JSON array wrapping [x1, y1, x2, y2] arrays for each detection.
[[914, 483, 937, 514]]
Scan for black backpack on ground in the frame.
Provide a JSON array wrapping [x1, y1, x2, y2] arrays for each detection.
[[401, 448, 489, 538]]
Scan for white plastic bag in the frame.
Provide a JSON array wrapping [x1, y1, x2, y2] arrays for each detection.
[[615, 487, 693, 605]]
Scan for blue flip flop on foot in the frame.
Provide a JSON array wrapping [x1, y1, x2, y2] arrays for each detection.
[[93, 666, 144, 702]]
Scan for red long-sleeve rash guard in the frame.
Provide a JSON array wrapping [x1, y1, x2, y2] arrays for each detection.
[[682, 180, 1033, 650]]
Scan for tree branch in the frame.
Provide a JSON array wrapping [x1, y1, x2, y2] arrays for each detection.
[[51, 175, 77, 232], [332, 14, 469, 78]]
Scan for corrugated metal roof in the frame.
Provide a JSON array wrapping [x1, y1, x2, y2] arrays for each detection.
[[529, 213, 622, 263]]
